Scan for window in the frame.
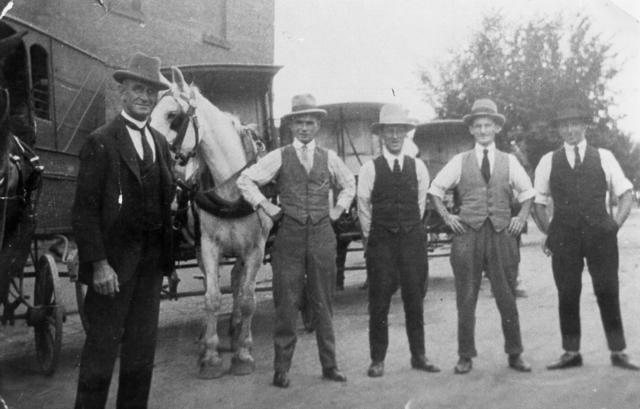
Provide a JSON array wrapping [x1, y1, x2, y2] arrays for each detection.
[[30, 44, 49, 120]]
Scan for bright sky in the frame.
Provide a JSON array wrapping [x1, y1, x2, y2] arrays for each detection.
[[273, 0, 640, 139]]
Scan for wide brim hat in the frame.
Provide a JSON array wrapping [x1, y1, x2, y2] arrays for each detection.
[[113, 52, 170, 90], [552, 106, 592, 125], [370, 103, 416, 134], [462, 98, 505, 127], [281, 94, 327, 120]]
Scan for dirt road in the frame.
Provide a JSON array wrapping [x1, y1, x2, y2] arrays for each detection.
[[2, 210, 640, 409]]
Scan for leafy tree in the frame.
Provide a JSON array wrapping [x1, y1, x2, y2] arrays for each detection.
[[420, 12, 640, 182]]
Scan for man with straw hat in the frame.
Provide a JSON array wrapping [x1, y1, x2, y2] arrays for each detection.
[[73, 52, 174, 408], [533, 102, 638, 371], [358, 103, 440, 378], [237, 94, 355, 388], [429, 98, 534, 374]]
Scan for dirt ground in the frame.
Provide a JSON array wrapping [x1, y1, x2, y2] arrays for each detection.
[[2, 210, 640, 409]]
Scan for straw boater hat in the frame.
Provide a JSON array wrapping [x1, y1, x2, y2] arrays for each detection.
[[370, 104, 415, 134], [462, 99, 506, 127], [281, 94, 327, 120], [113, 52, 170, 91], [552, 105, 592, 125]]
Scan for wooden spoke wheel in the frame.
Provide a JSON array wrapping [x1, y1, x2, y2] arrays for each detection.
[[33, 254, 64, 376]]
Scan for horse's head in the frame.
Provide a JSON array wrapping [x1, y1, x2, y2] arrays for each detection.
[[151, 67, 263, 187]]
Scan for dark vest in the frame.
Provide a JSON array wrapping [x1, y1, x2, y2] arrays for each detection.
[[370, 155, 422, 233], [277, 144, 331, 224], [549, 145, 608, 228], [457, 149, 512, 231], [137, 153, 163, 231]]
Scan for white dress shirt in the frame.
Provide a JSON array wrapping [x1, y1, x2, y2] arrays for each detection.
[[357, 147, 430, 238], [121, 110, 156, 161], [428, 142, 535, 203], [534, 139, 632, 205], [237, 138, 356, 210]]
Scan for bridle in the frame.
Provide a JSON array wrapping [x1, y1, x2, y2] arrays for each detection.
[[160, 91, 200, 167], [158, 90, 265, 183]]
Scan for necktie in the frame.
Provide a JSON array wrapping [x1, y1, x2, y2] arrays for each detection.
[[573, 145, 581, 169], [300, 144, 311, 172], [393, 159, 401, 173], [481, 149, 490, 183], [124, 119, 154, 167]]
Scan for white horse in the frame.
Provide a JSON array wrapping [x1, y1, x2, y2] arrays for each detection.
[[150, 67, 273, 379]]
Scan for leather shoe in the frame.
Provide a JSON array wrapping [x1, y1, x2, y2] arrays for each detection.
[[273, 371, 290, 388], [411, 355, 441, 373], [322, 367, 347, 382], [546, 352, 582, 370], [611, 353, 640, 371], [454, 357, 472, 374], [367, 361, 384, 377], [508, 354, 532, 372]]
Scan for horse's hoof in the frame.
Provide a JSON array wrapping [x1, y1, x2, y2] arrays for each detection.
[[230, 356, 255, 376], [198, 361, 226, 379]]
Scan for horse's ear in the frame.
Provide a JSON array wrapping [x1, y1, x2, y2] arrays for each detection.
[[171, 66, 187, 92], [159, 72, 172, 90]]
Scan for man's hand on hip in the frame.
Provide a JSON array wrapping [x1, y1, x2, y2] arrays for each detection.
[[92, 259, 120, 297], [445, 214, 466, 235], [507, 216, 526, 236], [330, 205, 345, 222], [258, 199, 283, 222]]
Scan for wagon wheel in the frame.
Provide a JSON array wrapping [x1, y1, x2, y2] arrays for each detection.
[[75, 281, 88, 332], [33, 253, 64, 376]]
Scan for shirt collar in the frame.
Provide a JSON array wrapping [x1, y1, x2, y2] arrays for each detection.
[[474, 142, 496, 155], [293, 138, 316, 151], [382, 147, 404, 169], [563, 139, 587, 153], [121, 110, 148, 130]]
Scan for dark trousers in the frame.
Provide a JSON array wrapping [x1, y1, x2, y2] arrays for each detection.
[[271, 216, 338, 372], [75, 232, 163, 409], [451, 220, 523, 358], [366, 224, 429, 362], [548, 222, 625, 351]]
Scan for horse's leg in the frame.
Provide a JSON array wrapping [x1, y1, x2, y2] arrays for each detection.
[[229, 259, 242, 346], [198, 229, 226, 379], [230, 239, 264, 376]]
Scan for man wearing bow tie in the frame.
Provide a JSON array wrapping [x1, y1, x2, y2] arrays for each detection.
[[429, 99, 533, 374], [72, 52, 175, 408], [534, 103, 638, 371]]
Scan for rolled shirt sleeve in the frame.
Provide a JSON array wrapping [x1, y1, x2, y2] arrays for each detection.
[[357, 161, 375, 238], [428, 153, 463, 199], [599, 149, 633, 197], [328, 150, 356, 210], [508, 154, 535, 202], [533, 152, 553, 205], [236, 148, 283, 208], [415, 159, 430, 217]]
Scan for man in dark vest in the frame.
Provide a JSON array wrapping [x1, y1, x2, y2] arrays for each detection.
[[429, 99, 533, 374], [533, 104, 638, 371], [72, 52, 175, 408], [358, 103, 440, 378], [237, 94, 355, 388]]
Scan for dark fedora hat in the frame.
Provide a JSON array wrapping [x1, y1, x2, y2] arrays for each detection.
[[281, 94, 327, 120], [462, 98, 506, 127], [113, 52, 170, 90], [552, 106, 592, 125]]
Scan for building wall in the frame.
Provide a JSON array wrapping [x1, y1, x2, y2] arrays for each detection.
[[8, 0, 274, 68]]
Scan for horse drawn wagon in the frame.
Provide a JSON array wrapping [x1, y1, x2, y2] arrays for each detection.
[[0, 16, 281, 377]]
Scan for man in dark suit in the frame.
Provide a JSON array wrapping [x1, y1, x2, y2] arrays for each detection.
[[72, 52, 175, 409], [534, 104, 638, 371]]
